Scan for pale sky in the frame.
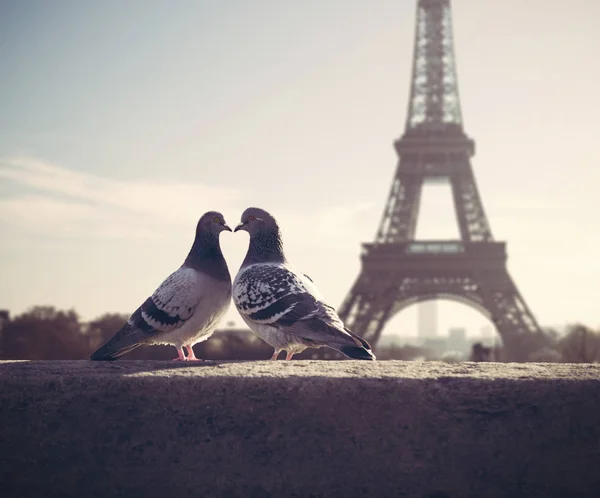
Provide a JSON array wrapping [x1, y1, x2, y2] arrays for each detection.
[[1, 0, 599, 339]]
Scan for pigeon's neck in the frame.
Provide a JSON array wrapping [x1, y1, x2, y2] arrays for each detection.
[[184, 231, 230, 281], [242, 230, 286, 266]]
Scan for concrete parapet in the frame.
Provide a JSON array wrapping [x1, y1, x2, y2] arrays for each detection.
[[1, 360, 599, 497]]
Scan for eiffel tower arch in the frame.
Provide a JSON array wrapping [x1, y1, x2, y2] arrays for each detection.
[[327, 0, 546, 361]]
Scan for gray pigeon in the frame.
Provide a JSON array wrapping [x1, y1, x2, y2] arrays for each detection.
[[232, 207, 375, 361], [90, 211, 233, 361]]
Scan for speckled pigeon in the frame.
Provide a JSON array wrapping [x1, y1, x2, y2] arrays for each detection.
[[90, 211, 232, 361], [232, 207, 375, 361]]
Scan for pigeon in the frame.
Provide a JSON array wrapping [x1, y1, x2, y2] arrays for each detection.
[[90, 211, 233, 361], [232, 207, 375, 361]]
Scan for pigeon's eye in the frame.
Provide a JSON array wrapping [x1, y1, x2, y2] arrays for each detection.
[[213, 217, 221, 224], [248, 216, 255, 222]]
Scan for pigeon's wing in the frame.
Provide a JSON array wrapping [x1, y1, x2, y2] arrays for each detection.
[[138, 267, 201, 333], [90, 267, 201, 360], [234, 264, 363, 348]]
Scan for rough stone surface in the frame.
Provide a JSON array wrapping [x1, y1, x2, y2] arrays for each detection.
[[1, 360, 599, 498]]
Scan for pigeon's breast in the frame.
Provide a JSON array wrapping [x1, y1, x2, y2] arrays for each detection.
[[149, 273, 232, 346]]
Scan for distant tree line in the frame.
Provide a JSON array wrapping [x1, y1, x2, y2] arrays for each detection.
[[0, 306, 599, 363], [0, 306, 272, 361]]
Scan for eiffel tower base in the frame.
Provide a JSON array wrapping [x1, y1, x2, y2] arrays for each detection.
[[304, 241, 548, 362]]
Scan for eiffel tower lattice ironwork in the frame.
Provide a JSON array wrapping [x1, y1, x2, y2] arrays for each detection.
[[330, 0, 545, 361]]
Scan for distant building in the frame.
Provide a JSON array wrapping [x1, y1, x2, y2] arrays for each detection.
[[447, 327, 468, 354], [422, 337, 447, 358], [470, 342, 492, 362], [418, 301, 437, 340]]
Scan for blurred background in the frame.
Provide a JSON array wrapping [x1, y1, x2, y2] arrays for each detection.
[[1, 0, 599, 362]]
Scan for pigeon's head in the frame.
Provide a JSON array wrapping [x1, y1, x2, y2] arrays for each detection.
[[234, 207, 279, 236], [197, 211, 232, 235]]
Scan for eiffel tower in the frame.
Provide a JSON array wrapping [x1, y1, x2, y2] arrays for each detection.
[[329, 0, 545, 361]]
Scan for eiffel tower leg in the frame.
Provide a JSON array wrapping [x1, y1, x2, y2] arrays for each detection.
[[479, 274, 546, 361], [363, 301, 396, 347], [376, 172, 422, 243], [339, 274, 400, 346], [338, 286, 376, 339], [450, 167, 493, 242]]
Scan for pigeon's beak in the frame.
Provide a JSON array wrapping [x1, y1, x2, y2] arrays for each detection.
[[222, 223, 232, 232], [234, 222, 246, 232]]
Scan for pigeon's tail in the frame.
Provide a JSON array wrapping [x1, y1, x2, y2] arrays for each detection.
[[90, 323, 143, 361], [336, 327, 376, 361], [90, 341, 141, 361], [338, 344, 376, 361]]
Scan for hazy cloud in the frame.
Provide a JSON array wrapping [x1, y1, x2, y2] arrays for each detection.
[[0, 156, 244, 238], [0, 156, 378, 244]]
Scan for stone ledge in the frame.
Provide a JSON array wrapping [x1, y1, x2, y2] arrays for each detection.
[[1, 360, 599, 498]]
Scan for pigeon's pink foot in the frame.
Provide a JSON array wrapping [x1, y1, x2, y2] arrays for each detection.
[[184, 345, 203, 362], [270, 350, 280, 361], [285, 352, 295, 361], [172, 347, 187, 361]]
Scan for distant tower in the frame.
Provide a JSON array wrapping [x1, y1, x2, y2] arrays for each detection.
[[417, 301, 437, 339], [333, 0, 547, 361]]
